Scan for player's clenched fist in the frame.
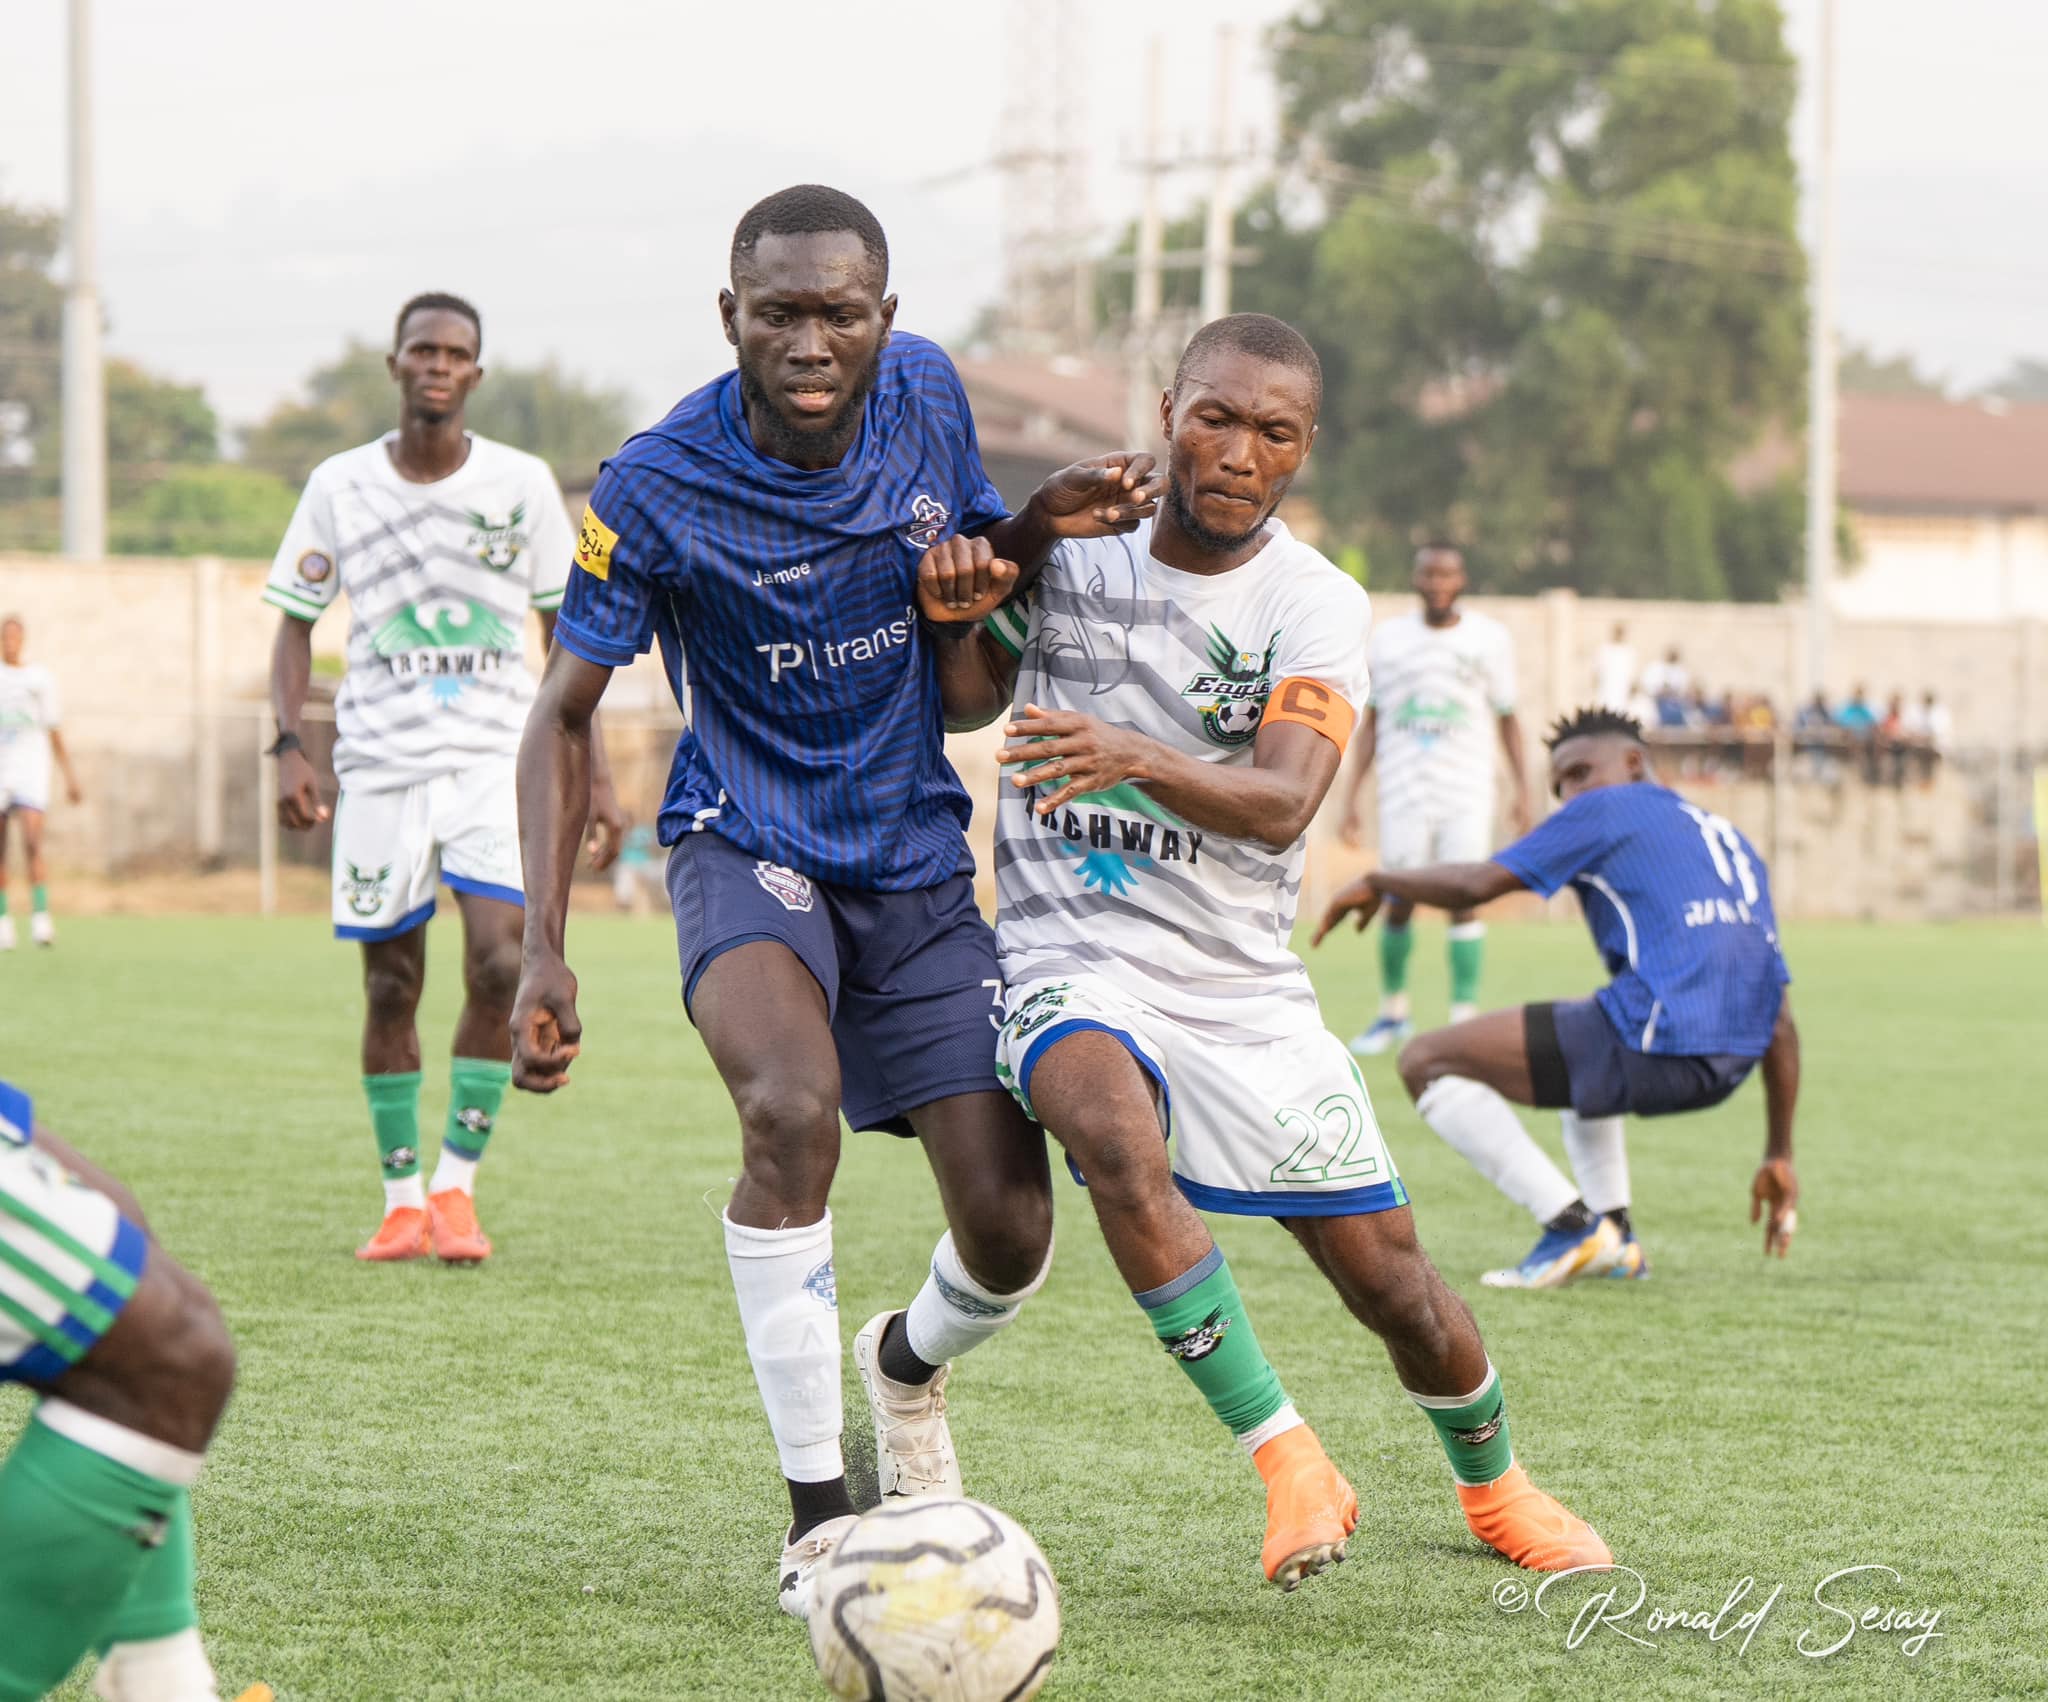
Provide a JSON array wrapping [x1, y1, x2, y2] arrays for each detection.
[[916, 534, 1019, 625], [276, 745, 330, 832], [510, 954, 582, 1093]]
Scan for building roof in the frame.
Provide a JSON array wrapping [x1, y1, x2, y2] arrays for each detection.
[[1835, 393, 2048, 513]]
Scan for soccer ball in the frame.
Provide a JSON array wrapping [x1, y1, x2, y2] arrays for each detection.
[[1207, 698, 1264, 742], [807, 1498, 1061, 1701]]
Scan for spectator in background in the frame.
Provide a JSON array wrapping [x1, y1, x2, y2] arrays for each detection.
[[1835, 685, 1879, 783], [1793, 691, 1838, 782], [1878, 692, 1910, 786], [1640, 644, 1689, 702], [1901, 689, 1950, 787], [1594, 621, 1637, 711]]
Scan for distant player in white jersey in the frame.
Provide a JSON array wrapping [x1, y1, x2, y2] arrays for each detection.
[[264, 292, 624, 1265], [1337, 545, 1531, 1051], [0, 615, 85, 950], [932, 314, 1609, 1591]]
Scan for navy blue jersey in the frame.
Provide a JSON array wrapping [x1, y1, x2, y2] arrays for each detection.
[[1494, 783, 1789, 1057], [0, 1079, 29, 1147], [555, 333, 1007, 891]]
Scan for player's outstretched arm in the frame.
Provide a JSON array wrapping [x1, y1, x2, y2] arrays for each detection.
[[1311, 862, 1526, 946], [979, 454, 1163, 595], [998, 705, 1336, 853], [1752, 996, 1801, 1257], [512, 645, 612, 1092], [268, 613, 328, 831], [48, 727, 83, 806], [1498, 710, 1535, 835], [1336, 708, 1378, 846], [538, 609, 626, 871]]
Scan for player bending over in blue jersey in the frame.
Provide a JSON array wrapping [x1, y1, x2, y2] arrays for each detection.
[[1316, 707, 1801, 1286], [510, 185, 1160, 1618], [0, 1081, 267, 1702]]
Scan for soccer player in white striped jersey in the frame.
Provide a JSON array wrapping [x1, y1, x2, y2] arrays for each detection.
[[265, 292, 624, 1265], [1337, 546, 1531, 1051], [930, 314, 1609, 1589]]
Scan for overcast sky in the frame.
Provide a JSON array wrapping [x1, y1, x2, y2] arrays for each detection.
[[2, 0, 2044, 434]]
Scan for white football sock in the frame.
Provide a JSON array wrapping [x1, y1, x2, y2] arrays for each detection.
[[1415, 1077, 1578, 1223], [429, 1147, 480, 1196], [723, 1207, 844, 1483], [1237, 1399, 1306, 1459], [901, 1230, 1051, 1368], [92, 1629, 220, 1702], [1560, 1112, 1630, 1215], [35, 1399, 206, 1486], [1380, 991, 1411, 1021], [383, 1174, 426, 1213]]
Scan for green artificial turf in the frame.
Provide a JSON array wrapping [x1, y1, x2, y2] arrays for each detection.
[[5, 915, 2043, 1699]]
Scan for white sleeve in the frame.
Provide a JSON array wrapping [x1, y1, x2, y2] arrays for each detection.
[[524, 460, 575, 612], [37, 669, 60, 732], [1363, 625, 1389, 708], [1487, 620, 1518, 714], [1272, 576, 1372, 741], [262, 466, 340, 623]]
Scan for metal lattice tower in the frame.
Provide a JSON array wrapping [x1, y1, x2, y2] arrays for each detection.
[[992, 0, 1092, 353]]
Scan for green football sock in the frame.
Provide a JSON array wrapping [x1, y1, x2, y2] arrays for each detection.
[[30, 885, 48, 916], [1448, 924, 1485, 1006], [100, 1492, 198, 1646], [1379, 921, 1414, 997], [362, 1071, 423, 1179], [0, 1417, 186, 1702], [443, 1056, 511, 1161], [0, 891, 9, 917], [1134, 1246, 1288, 1438], [1411, 1362, 1514, 1486]]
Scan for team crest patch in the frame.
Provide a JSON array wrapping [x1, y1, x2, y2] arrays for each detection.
[[381, 1146, 419, 1174], [1163, 1308, 1232, 1362], [454, 1108, 493, 1139], [1008, 982, 1073, 1041], [1449, 1396, 1506, 1448], [904, 492, 950, 550], [296, 549, 333, 585], [466, 504, 529, 571], [1182, 625, 1280, 747], [342, 861, 392, 917], [803, 1258, 838, 1310], [753, 861, 815, 913]]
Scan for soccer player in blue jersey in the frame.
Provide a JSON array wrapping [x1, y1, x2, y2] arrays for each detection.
[[0, 1080, 267, 1702], [510, 184, 1159, 1617], [1316, 707, 1801, 1286]]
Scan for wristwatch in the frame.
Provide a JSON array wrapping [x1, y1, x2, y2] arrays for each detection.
[[266, 730, 304, 758]]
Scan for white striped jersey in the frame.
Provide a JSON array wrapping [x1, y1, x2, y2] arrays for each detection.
[[988, 518, 1370, 1041], [1366, 610, 1516, 822], [263, 434, 573, 791], [0, 664, 59, 748]]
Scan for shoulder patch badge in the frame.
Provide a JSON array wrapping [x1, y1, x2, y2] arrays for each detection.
[[574, 503, 617, 581]]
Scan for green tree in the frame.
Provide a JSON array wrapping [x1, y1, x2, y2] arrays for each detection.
[[109, 464, 298, 558], [1839, 341, 1945, 397], [242, 342, 633, 490], [108, 360, 219, 473], [1260, 0, 1807, 599], [1982, 357, 2048, 404]]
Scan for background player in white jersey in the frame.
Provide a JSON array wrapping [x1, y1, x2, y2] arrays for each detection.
[[932, 315, 1609, 1590], [0, 615, 85, 950], [265, 293, 623, 1265], [1337, 546, 1531, 1050]]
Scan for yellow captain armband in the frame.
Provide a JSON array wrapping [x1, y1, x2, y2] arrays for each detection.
[[574, 503, 618, 581]]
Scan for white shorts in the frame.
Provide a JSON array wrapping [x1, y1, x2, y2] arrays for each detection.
[[332, 759, 523, 941], [0, 746, 50, 815], [1, 1113, 148, 1383], [1376, 806, 1494, 870], [996, 974, 1408, 1218]]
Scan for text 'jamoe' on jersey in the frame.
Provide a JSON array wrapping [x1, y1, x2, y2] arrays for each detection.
[[552, 333, 1008, 892], [261, 433, 574, 791], [989, 518, 1371, 1042]]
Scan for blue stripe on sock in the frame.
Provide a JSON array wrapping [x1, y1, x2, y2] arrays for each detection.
[[440, 1139, 485, 1162], [1132, 1244, 1225, 1311]]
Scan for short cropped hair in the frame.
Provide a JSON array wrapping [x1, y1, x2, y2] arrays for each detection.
[[1546, 706, 1646, 751], [394, 292, 481, 353], [1173, 313, 1323, 414], [731, 185, 889, 284]]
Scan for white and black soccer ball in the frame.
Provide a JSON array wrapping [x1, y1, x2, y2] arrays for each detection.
[[1207, 698, 1265, 743], [808, 1498, 1060, 1702]]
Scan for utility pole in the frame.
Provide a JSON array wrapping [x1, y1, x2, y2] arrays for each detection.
[[1127, 34, 1168, 446], [1199, 26, 1238, 324], [61, 0, 106, 560], [1803, 0, 1837, 698]]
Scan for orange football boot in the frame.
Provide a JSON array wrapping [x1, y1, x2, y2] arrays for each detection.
[[234, 1687, 275, 1702], [1253, 1425, 1359, 1590], [1457, 1463, 1612, 1570], [428, 1189, 492, 1264], [355, 1206, 430, 1262]]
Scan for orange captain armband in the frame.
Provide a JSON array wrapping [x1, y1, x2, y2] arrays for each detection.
[[1263, 675, 1357, 753]]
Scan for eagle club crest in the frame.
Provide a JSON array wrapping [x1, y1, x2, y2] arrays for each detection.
[[466, 504, 529, 570], [904, 492, 950, 550], [342, 862, 392, 917], [1163, 1307, 1233, 1362], [1182, 625, 1281, 747]]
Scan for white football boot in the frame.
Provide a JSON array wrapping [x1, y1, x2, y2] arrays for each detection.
[[779, 1513, 859, 1619], [0, 915, 15, 951], [30, 910, 54, 948], [852, 1310, 962, 1501], [91, 1630, 226, 1701]]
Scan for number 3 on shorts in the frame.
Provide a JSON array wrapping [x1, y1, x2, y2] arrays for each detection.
[[1270, 1092, 1381, 1185]]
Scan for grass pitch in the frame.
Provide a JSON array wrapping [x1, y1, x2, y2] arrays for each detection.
[[6, 914, 2044, 1700]]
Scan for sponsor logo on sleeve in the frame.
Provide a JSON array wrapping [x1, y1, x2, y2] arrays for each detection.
[[574, 503, 618, 581], [296, 549, 333, 586]]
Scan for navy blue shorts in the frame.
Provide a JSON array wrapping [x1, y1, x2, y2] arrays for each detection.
[[666, 831, 1005, 1136], [1525, 998, 1757, 1120]]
